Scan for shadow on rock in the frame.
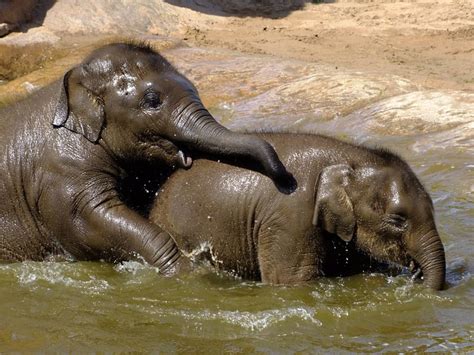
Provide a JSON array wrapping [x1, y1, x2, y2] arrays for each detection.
[[164, 0, 316, 18], [0, 0, 56, 37]]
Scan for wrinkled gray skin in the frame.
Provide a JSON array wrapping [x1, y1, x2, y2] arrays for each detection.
[[0, 43, 293, 273], [151, 133, 446, 289]]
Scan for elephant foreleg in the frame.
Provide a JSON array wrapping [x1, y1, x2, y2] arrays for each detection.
[[51, 185, 185, 273], [258, 229, 321, 284], [89, 203, 183, 273]]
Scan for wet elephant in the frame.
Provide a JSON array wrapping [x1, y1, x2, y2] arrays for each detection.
[[151, 133, 446, 289], [0, 42, 293, 273]]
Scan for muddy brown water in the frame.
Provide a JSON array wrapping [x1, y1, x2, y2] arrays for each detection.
[[0, 45, 472, 352]]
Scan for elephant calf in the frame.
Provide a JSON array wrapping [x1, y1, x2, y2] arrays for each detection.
[[0, 43, 293, 272], [151, 133, 446, 290]]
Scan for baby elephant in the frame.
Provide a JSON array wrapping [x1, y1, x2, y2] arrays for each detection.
[[0, 43, 292, 272], [151, 133, 446, 290]]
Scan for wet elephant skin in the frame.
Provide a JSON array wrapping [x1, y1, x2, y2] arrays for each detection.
[[0, 43, 293, 273], [151, 133, 446, 289]]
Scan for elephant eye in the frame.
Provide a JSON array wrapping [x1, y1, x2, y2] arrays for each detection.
[[141, 91, 161, 110], [385, 214, 408, 231]]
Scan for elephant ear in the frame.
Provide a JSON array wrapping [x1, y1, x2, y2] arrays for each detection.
[[312, 164, 355, 242], [52, 68, 105, 143]]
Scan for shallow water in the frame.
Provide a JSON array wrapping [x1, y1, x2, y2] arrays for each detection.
[[0, 45, 473, 352]]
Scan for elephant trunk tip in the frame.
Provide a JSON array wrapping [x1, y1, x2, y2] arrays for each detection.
[[176, 112, 296, 192], [423, 260, 446, 291], [273, 168, 297, 194], [257, 140, 297, 194], [414, 233, 446, 291]]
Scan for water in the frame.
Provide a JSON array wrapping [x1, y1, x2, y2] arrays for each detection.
[[0, 261, 471, 352], [0, 45, 473, 352]]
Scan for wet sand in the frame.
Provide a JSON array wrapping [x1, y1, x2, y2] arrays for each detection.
[[182, 0, 474, 92], [1, 0, 473, 94]]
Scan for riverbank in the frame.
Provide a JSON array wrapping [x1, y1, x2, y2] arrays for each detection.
[[1, 0, 473, 93]]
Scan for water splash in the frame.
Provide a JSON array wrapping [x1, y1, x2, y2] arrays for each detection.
[[114, 260, 158, 275], [182, 241, 223, 267], [4, 262, 110, 294], [172, 307, 322, 331]]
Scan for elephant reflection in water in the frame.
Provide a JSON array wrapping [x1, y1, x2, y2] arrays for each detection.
[[151, 133, 446, 290]]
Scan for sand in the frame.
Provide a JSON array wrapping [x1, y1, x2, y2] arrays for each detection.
[[181, 0, 474, 91], [0, 0, 472, 97]]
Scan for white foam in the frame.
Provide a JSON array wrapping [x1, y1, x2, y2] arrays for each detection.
[[174, 307, 322, 331], [114, 260, 158, 275], [14, 262, 110, 294]]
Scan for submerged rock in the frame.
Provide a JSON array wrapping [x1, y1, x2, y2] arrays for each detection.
[[163, 47, 419, 128], [353, 91, 474, 135], [338, 91, 474, 153]]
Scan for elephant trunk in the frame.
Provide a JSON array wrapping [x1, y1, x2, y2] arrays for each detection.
[[172, 104, 295, 191], [413, 229, 446, 290]]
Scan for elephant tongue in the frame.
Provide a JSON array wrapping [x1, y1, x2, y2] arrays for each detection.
[[177, 150, 193, 169]]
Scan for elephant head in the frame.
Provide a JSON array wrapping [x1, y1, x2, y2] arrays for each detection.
[[313, 153, 446, 290], [52, 42, 294, 189]]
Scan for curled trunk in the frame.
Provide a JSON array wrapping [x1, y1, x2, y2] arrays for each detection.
[[172, 105, 295, 192], [414, 229, 446, 290]]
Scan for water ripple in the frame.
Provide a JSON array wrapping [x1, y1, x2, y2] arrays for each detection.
[[173, 307, 322, 331], [0, 262, 111, 294]]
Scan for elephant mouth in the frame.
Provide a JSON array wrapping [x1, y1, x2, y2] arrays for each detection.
[[156, 143, 193, 169], [139, 135, 193, 169]]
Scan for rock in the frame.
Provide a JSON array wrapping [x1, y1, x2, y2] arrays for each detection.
[[0, 27, 60, 46], [203, 0, 307, 15], [0, 35, 185, 105], [0, 0, 37, 36], [163, 47, 418, 129], [0, 23, 12, 38], [0, 0, 225, 39], [163, 47, 473, 154], [350, 91, 474, 135], [310, 91, 474, 154]]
